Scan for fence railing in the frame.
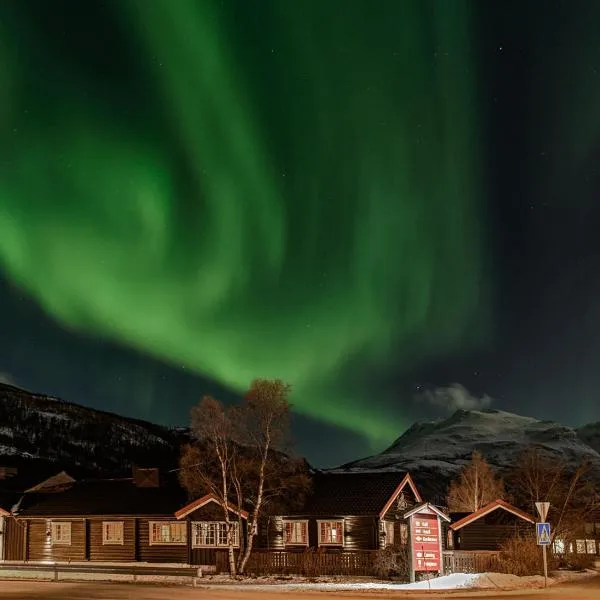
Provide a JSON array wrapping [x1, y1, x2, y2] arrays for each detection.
[[443, 550, 501, 574], [217, 550, 376, 576]]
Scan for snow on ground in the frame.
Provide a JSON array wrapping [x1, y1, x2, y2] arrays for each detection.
[[208, 573, 479, 591]]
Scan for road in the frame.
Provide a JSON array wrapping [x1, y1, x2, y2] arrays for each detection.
[[0, 577, 599, 600]]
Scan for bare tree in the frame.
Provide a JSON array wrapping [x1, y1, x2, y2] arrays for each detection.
[[180, 396, 239, 575], [507, 447, 595, 543], [179, 381, 310, 576], [236, 379, 303, 574], [447, 451, 505, 512]]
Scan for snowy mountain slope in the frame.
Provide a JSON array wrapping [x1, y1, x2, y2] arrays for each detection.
[[577, 421, 600, 455], [0, 383, 189, 476], [332, 409, 600, 489]]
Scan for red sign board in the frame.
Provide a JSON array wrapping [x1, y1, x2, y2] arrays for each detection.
[[411, 515, 441, 572]]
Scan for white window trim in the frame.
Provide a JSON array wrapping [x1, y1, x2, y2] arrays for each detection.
[[191, 521, 240, 548], [51, 521, 72, 546], [102, 521, 124, 545], [282, 519, 309, 546], [317, 519, 344, 547], [149, 521, 187, 546]]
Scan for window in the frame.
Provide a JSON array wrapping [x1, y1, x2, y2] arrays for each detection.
[[149, 521, 187, 545], [283, 520, 308, 546], [318, 520, 344, 546], [192, 522, 239, 548], [399, 523, 408, 545], [102, 521, 124, 545], [586, 539, 597, 554], [585, 523, 595, 535], [576, 539, 586, 554], [447, 529, 454, 550], [51, 521, 72, 545], [553, 538, 566, 554], [381, 521, 394, 546]]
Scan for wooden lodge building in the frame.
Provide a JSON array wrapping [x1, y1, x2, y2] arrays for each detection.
[[2, 468, 248, 568], [448, 499, 535, 551], [257, 472, 423, 551]]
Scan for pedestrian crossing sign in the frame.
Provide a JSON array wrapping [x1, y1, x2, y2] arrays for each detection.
[[536, 522, 551, 545]]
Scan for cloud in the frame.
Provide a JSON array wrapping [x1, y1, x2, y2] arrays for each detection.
[[416, 383, 493, 413]]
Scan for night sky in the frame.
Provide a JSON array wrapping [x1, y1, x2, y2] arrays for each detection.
[[1, 0, 600, 467]]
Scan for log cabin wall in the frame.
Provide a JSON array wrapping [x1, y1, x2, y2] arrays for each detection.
[[137, 518, 188, 563], [342, 516, 377, 550], [184, 503, 245, 567], [88, 518, 136, 562], [3, 517, 26, 560], [380, 482, 418, 550], [26, 519, 86, 561], [455, 514, 533, 551]]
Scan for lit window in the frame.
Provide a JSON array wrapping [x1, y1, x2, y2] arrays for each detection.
[[149, 521, 187, 545], [553, 538, 565, 554], [576, 540, 586, 554], [192, 522, 239, 548], [51, 522, 72, 545], [586, 539, 597, 554], [102, 521, 124, 545], [283, 520, 308, 546], [318, 521, 344, 546]]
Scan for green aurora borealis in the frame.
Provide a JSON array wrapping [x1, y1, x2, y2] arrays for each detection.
[[0, 1, 489, 443]]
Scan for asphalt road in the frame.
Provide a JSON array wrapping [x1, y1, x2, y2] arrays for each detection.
[[1, 577, 599, 599]]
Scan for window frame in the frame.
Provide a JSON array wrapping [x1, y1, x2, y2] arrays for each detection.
[[191, 521, 240, 548], [50, 521, 72, 546], [102, 521, 124, 545], [149, 521, 187, 546], [283, 520, 308, 546], [317, 520, 344, 547]]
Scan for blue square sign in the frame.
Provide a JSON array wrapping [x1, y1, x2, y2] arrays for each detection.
[[536, 522, 551, 546]]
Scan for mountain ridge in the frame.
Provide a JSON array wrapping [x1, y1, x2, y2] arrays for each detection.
[[332, 408, 600, 488]]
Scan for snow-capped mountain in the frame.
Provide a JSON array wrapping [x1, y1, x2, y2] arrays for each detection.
[[0, 383, 189, 477], [332, 409, 600, 492]]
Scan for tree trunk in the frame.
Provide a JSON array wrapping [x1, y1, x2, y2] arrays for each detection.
[[239, 448, 268, 574]]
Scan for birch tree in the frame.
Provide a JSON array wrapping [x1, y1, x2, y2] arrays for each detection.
[[447, 451, 505, 512], [180, 396, 239, 575]]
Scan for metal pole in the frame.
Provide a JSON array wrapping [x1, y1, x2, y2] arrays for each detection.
[[542, 544, 548, 588]]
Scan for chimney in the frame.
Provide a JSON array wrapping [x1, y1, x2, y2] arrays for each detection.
[[132, 466, 160, 488]]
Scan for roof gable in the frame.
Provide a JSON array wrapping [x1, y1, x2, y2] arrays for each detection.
[[451, 499, 535, 531], [0, 506, 9, 517], [174, 494, 248, 520], [404, 502, 450, 522], [379, 473, 423, 518], [25, 471, 75, 493]]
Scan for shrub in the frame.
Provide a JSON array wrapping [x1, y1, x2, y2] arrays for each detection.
[[374, 546, 410, 580], [499, 534, 557, 576]]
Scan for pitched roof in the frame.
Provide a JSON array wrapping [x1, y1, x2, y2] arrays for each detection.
[[291, 472, 420, 517], [450, 499, 536, 531], [25, 471, 75, 493], [17, 477, 188, 517], [404, 502, 450, 522], [175, 494, 249, 520]]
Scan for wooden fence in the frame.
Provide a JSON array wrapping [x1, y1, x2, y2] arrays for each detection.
[[217, 551, 376, 576], [443, 551, 501, 574]]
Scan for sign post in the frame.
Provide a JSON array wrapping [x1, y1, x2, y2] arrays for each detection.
[[404, 503, 450, 583], [535, 502, 551, 588]]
